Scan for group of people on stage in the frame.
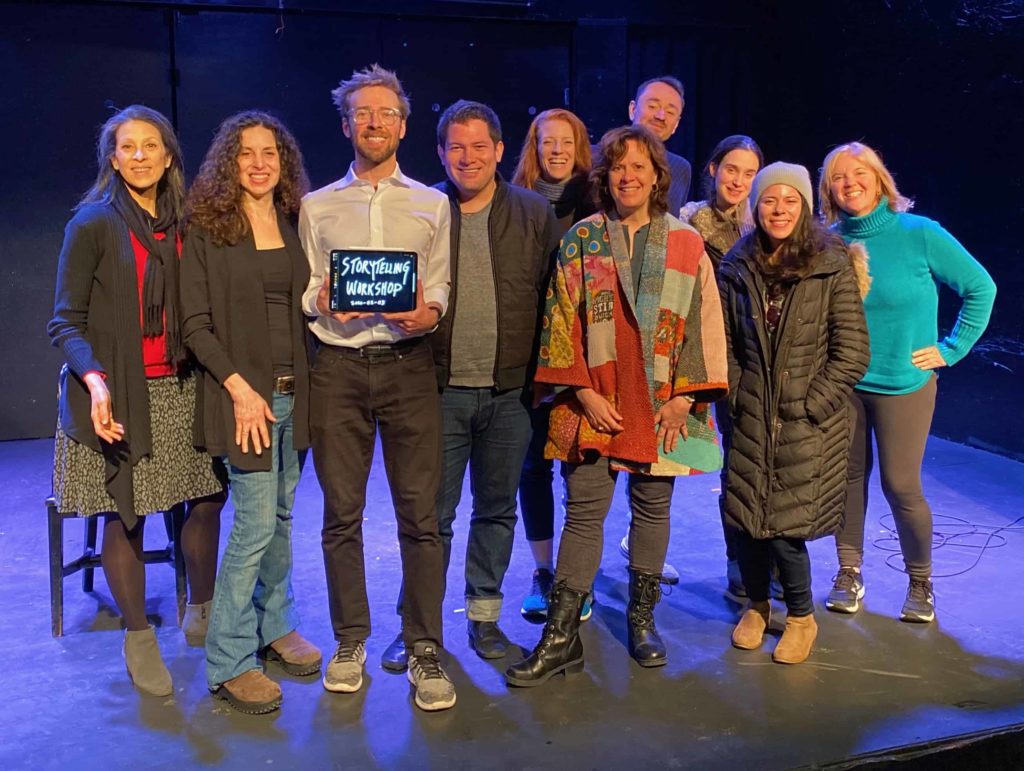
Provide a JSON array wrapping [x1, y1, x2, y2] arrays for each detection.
[[48, 64, 996, 715]]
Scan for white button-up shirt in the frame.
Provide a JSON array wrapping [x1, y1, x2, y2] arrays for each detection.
[[299, 163, 451, 347]]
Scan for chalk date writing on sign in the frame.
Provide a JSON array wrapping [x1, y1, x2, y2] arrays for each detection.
[[329, 249, 418, 313]]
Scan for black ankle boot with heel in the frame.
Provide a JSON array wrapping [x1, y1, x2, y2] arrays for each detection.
[[505, 583, 587, 687], [627, 569, 667, 667]]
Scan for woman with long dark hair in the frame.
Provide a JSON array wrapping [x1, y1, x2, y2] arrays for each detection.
[[679, 134, 764, 599], [511, 108, 595, 621], [49, 105, 225, 696], [181, 111, 318, 714], [718, 162, 869, 664], [505, 126, 728, 686], [819, 142, 995, 622]]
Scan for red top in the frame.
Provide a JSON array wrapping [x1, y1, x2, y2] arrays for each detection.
[[130, 231, 178, 378]]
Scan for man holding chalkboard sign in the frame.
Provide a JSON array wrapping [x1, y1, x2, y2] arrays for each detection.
[[298, 64, 455, 712], [395, 100, 558, 661]]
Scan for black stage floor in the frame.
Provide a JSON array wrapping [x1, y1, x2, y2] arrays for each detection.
[[1, 436, 1022, 770]]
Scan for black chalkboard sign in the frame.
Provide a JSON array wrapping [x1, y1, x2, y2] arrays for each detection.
[[329, 248, 418, 313]]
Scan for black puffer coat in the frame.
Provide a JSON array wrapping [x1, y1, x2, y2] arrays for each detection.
[[718, 235, 869, 541]]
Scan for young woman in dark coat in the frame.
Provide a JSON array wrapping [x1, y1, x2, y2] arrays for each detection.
[[48, 106, 226, 696], [679, 135, 764, 600], [718, 162, 869, 664], [181, 111, 318, 714]]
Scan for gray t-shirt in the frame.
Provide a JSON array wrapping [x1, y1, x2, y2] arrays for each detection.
[[449, 201, 497, 387]]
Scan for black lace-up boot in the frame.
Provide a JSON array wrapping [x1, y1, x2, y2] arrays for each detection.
[[627, 569, 667, 667], [505, 582, 587, 687]]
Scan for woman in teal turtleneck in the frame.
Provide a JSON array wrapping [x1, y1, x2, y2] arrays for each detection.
[[818, 141, 996, 623]]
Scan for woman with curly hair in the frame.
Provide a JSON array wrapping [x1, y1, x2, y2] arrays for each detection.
[[819, 142, 995, 623], [48, 105, 226, 696], [181, 111, 318, 714], [719, 162, 869, 664], [505, 126, 728, 685], [511, 108, 595, 621]]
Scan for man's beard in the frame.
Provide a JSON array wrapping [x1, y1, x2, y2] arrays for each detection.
[[355, 132, 399, 165]]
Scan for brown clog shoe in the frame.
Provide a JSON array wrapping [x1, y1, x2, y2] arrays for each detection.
[[263, 630, 322, 677], [213, 669, 282, 715]]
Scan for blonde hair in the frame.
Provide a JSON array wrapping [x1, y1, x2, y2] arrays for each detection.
[[330, 63, 411, 121], [512, 109, 592, 190], [819, 141, 914, 224]]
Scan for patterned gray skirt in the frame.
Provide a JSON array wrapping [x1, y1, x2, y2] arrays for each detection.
[[52, 374, 225, 517]]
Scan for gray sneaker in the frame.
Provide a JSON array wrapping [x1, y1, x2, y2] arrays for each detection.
[[900, 578, 935, 623], [826, 568, 865, 614], [407, 642, 456, 711], [323, 640, 366, 693]]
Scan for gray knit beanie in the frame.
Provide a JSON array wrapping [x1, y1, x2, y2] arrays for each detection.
[[750, 161, 813, 211]]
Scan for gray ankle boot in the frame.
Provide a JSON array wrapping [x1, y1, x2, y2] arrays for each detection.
[[182, 600, 212, 647], [123, 626, 173, 696]]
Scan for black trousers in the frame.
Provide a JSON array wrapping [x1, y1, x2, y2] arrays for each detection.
[[311, 340, 444, 648]]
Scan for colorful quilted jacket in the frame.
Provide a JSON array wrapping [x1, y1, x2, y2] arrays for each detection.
[[535, 211, 729, 476]]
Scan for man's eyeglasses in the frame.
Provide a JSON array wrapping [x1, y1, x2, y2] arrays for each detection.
[[347, 108, 403, 126]]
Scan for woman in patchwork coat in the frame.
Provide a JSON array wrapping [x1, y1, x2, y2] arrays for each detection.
[[506, 125, 728, 687]]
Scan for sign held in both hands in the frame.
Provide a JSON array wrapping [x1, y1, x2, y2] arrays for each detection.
[[329, 248, 418, 313]]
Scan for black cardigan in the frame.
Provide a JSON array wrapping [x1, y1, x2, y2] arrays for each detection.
[[180, 217, 312, 472], [48, 203, 158, 527]]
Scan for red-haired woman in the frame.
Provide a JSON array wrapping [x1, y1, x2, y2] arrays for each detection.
[[511, 108, 595, 620]]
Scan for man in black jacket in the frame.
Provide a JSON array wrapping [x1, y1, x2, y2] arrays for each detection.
[[384, 100, 559, 667]]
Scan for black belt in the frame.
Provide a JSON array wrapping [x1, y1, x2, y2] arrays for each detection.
[[324, 338, 423, 358], [273, 375, 295, 394]]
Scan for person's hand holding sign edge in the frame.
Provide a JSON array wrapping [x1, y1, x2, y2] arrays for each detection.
[[386, 281, 442, 334], [315, 275, 373, 324]]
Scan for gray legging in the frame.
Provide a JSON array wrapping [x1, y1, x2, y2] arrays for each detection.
[[555, 456, 674, 592], [836, 376, 937, 579]]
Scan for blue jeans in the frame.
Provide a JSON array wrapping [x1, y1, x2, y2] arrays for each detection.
[[438, 386, 532, 621], [206, 393, 302, 688]]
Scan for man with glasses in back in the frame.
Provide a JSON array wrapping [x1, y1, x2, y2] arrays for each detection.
[[627, 76, 691, 213], [299, 63, 455, 712]]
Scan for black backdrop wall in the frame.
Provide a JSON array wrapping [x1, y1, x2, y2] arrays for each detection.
[[2, 0, 1021, 458]]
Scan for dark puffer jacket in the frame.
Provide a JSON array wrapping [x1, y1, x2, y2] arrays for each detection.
[[718, 235, 869, 541]]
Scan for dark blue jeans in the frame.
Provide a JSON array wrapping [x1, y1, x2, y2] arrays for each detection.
[[736, 533, 813, 616], [437, 386, 532, 621]]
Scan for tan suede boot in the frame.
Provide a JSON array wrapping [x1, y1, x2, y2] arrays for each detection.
[[773, 613, 818, 664], [263, 630, 322, 677], [731, 601, 771, 650], [182, 600, 212, 647], [123, 626, 173, 696], [214, 669, 282, 715]]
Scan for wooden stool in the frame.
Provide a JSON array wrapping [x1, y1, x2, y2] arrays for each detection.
[[46, 496, 187, 637]]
